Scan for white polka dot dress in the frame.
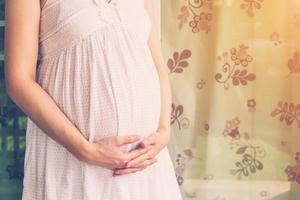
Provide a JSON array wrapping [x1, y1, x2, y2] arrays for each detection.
[[22, 0, 183, 199]]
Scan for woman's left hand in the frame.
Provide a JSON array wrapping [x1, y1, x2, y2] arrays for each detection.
[[112, 129, 170, 176]]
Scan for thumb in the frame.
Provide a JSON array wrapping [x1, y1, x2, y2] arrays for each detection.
[[139, 134, 156, 148], [115, 134, 141, 146]]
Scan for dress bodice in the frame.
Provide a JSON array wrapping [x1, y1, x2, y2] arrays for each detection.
[[39, 0, 151, 59]]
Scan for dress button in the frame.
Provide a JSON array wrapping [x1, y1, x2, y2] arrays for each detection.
[[111, 0, 117, 5]]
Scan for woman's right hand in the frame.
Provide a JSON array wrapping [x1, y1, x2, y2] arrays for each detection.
[[80, 134, 153, 170]]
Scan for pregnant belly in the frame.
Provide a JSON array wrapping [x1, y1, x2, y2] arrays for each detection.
[[37, 41, 161, 153]]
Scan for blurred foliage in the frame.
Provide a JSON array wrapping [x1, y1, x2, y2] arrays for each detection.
[[0, 1, 27, 199]]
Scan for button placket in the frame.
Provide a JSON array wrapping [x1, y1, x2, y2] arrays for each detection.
[[108, 0, 123, 24], [93, 0, 122, 24]]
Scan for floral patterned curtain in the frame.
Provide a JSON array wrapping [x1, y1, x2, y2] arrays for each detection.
[[162, 0, 300, 199]]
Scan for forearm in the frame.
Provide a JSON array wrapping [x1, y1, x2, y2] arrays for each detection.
[[144, 0, 172, 136], [6, 78, 91, 160], [156, 65, 172, 134]]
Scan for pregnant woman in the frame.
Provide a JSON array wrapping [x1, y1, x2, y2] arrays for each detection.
[[4, 0, 183, 199]]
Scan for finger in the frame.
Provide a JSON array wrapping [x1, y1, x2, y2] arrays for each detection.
[[125, 145, 153, 161], [129, 157, 157, 168], [115, 134, 141, 146], [113, 167, 142, 176], [113, 157, 155, 170], [139, 133, 156, 147], [126, 147, 155, 167]]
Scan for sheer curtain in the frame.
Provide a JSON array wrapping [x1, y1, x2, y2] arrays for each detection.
[[161, 0, 300, 199]]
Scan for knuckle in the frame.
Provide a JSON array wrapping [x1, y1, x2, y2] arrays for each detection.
[[122, 154, 130, 162], [139, 148, 147, 154], [119, 159, 127, 166], [139, 161, 148, 167], [147, 150, 154, 157], [114, 159, 125, 167], [147, 160, 153, 165], [151, 157, 156, 161], [113, 160, 120, 166], [115, 137, 121, 145], [128, 136, 134, 142]]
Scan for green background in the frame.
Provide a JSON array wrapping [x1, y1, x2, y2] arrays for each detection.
[[0, 1, 29, 199]]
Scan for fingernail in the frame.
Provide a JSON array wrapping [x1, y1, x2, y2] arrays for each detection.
[[134, 135, 140, 140], [114, 171, 120, 175]]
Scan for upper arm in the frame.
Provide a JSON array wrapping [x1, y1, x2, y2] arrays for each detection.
[[4, 0, 41, 92], [144, 0, 169, 74]]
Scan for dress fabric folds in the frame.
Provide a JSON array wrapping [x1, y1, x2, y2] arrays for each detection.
[[22, 0, 183, 199]]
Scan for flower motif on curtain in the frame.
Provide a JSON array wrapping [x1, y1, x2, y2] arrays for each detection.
[[247, 99, 256, 112], [224, 117, 266, 179], [215, 44, 256, 90], [171, 103, 190, 130], [240, 0, 264, 17], [177, 0, 213, 33], [174, 149, 202, 185], [288, 51, 300, 75], [285, 152, 300, 184], [269, 32, 282, 46], [168, 49, 192, 74], [271, 101, 300, 129], [196, 79, 206, 90], [295, 7, 300, 29]]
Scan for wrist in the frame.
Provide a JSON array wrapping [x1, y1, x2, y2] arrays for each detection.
[[157, 126, 170, 135], [75, 137, 94, 162], [156, 129, 170, 147]]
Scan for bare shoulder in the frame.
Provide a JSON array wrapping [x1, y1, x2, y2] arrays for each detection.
[[4, 0, 41, 90], [144, 0, 154, 12]]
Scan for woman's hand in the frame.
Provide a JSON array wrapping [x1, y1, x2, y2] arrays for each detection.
[[112, 129, 170, 176], [81, 134, 153, 171]]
